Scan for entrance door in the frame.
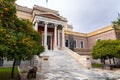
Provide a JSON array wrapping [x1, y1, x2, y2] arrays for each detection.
[[47, 35, 51, 50]]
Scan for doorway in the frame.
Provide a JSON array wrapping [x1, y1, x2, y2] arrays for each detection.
[[47, 35, 52, 50]]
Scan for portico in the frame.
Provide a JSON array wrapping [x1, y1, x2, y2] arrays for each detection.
[[33, 14, 66, 51]]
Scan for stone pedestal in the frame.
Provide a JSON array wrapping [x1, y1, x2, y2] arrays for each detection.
[[39, 56, 49, 73]]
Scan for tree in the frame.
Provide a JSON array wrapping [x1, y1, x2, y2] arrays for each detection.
[[112, 16, 120, 31], [112, 15, 120, 39], [92, 40, 120, 64], [0, 0, 44, 79]]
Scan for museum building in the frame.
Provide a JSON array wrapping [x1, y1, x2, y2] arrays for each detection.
[[16, 4, 120, 54]]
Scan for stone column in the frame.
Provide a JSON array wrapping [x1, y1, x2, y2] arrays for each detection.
[[54, 24, 58, 50], [34, 21, 38, 31], [58, 30, 60, 48], [44, 22, 48, 51], [62, 27, 65, 47]]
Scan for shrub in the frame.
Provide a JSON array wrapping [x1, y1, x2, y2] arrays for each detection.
[[92, 63, 103, 68]]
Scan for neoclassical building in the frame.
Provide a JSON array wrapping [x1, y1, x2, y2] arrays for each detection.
[[17, 5, 67, 51], [16, 5, 119, 54], [1, 4, 120, 67]]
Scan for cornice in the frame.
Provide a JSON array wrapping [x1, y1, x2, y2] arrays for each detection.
[[65, 25, 115, 38], [16, 4, 32, 14], [65, 30, 87, 37], [33, 5, 59, 15], [87, 25, 114, 37]]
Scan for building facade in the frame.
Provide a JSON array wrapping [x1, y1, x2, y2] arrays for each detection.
[[17, 5, 68, 51], [16, 5, 118, 53]]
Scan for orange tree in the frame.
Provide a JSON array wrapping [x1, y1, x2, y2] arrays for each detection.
[[0, 0, 44, 79], [92, 40, 120, 64]]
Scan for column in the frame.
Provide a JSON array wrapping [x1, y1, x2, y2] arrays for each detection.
[[44, 22, 48, 51], [34, 21, 38, 31], [58, 30, 60, 48], [54, 24, 58, 50], [62, 27, 65, 47]]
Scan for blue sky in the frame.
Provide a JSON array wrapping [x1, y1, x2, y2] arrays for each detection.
[[16, 0, 120, 33]]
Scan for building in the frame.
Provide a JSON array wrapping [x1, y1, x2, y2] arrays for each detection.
[[16, 5, 119, 53], [17, 5, 67, 51], [0, 4, 119, 67]]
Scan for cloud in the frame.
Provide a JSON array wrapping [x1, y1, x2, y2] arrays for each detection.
[[16, 0, 120, 33]]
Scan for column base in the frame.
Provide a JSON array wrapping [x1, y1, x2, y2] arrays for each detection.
[[44, 45, 48, 51], [54, 46, 58, 50]]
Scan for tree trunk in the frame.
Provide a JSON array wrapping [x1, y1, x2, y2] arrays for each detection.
[[113, 57, 116, 64], [109, 57, 111, 64], [103, 59, 105, 65], [11, 59, 16, 79]]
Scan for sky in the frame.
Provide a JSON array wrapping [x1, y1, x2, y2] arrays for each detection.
[[16, 0, 120, 33]]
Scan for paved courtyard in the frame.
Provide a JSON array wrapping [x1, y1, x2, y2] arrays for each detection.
[[37, 50, 120, 80]]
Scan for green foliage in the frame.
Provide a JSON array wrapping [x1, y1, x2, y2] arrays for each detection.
[[0, 67, 19, 80], [0, 0, 44, 60], [112, 17, 120, 30], [0, 67, 18, 73], [92, 40, 120, 59], [92, 63, 103, 68], [0, 0, 44, 78]]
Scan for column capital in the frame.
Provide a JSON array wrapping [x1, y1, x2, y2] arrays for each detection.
[[54, 24, 58, 27], [61, 25, 64, 28], [35, 20, 39, 23], [62, 27, 64, 30], [44, 22, 49, 25], [33, 20, 39, 26]]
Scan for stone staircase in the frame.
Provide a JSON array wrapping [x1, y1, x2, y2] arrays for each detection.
[[37, 50, 120, 80], [62, 47, 91, 68]]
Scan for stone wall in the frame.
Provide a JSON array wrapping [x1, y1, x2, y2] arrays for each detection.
[[64, 26, 117, 55], [88, 29, 116, 49], [65, 34, 88, 49], [115, 30, 120, 39], [74, 48, 92, 55], [17, 11, 32, 21]]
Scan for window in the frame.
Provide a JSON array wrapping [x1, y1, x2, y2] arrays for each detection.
[[73, 40, 76, 48], [80, 41, 84, 48], [65, 40, 69, 47]]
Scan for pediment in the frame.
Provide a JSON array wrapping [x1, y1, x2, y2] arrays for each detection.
[[40, 13, 63, 21]]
